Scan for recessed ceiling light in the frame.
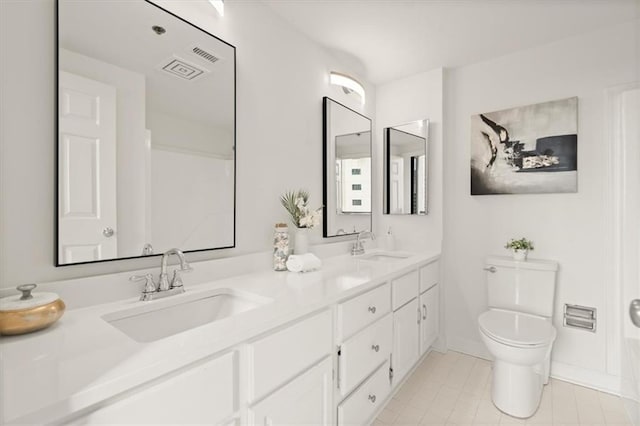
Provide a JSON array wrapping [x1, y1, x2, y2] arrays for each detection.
[[152, 25, 166, 35]]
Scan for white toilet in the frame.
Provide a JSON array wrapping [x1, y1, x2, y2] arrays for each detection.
[[478, 256, 558, 418]]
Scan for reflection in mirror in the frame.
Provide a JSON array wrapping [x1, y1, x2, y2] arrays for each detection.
[[383, 120, 429, 215], [323, 97, 372, 237], [57, 0, 235, 265]]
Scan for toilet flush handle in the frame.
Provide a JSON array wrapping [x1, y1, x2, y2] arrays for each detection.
[[484, 266, 497, 273]]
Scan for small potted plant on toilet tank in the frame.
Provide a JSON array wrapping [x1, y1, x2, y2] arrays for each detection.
[[504, 237, 534, 261]]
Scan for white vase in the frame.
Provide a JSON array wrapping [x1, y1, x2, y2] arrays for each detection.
[[513, 249, 528, 261], [295, 228, 310, 254]]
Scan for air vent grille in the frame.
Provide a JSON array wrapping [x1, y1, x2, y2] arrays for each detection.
[[192, 47, 219, 64], [158, 56, 209, 81]]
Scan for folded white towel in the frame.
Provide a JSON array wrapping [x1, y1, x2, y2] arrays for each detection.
[[286, 253, 322, 273]]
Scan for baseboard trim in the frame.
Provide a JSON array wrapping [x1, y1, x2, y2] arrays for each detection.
[[551, 361, 620, 395], [446, 337, 621, 395], [446, 336, 491, 360]]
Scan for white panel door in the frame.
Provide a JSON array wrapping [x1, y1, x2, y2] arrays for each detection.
[[392, 297, 420, 384], [620, 88, 640, 424], [390, 157, 403, 213], [248, 357, 332, 426], [58, 71, 117, 263], [420, 284, 439, 355]]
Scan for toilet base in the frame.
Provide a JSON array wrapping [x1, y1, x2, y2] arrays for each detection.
[[491, 359, 544, 418]]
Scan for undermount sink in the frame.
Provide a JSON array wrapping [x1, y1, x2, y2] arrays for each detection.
[[103, 288, 271, 343], [358, 252, 412, 262]]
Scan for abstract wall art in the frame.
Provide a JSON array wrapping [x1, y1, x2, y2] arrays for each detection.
[[470, 97, 578, 195]]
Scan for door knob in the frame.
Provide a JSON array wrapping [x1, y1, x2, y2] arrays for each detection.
[[368, 394, 376, 403], [630, 299, 640, 328], [103, 227, 115, 238], [368, 306, 376, 314], [371, 344, 380, 352], [483, 266, 497, 273]]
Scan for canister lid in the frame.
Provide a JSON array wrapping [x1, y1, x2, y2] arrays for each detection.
[[0, 284, 61, 312]]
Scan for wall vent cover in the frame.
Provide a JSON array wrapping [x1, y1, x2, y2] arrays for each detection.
[[159, 56, 208, 81], [192, 46, 219, 64]]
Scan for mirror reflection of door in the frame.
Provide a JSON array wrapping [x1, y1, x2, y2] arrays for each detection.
[[58, 71, 117, 263], [383, 121, 429, 215], [322, 97, 372, 237]]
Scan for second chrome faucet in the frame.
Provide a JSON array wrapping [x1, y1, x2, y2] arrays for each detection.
[[130, 248, 192, 301]]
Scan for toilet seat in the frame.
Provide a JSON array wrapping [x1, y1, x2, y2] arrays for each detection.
[[479, 309, 556, 348]]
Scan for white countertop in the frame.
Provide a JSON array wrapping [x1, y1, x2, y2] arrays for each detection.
[[0, 250, 439, 425]]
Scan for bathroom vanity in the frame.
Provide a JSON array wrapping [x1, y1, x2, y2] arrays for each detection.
[[0, 251, 440, 425]]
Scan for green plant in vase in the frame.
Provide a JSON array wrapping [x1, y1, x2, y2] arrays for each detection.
[[504, 238, 534, 261]]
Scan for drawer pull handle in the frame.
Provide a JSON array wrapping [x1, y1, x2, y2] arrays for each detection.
[[423, 304, 427, 320], [368, 394, 377, 403], [368, 306, 377, 314], [371, 344, 380, 352]]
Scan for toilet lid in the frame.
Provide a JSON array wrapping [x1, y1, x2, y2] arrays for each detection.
[[479, 309, 556, 347]]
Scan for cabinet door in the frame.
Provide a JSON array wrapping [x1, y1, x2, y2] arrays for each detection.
[[420, 284, 439, 355], [392, 298, 420, 384], [248, 357, 332, 426], [66, 351, 237, 425]]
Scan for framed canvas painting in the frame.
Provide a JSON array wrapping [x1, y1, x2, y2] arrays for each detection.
[[470, 97, 578, 195]]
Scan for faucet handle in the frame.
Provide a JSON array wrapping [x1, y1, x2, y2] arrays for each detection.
[[130, 273, 157, 294], [171, 270, 185, 289]]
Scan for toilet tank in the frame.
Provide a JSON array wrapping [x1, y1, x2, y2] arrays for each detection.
[[486, 256, 558, 317]]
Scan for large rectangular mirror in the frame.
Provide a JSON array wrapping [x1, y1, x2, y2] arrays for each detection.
[[383, 120, 429, 215], [57, 0, 235, 265], [322, 97, 372, 237]]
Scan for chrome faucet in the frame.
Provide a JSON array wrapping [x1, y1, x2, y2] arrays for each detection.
[[351, 230, 376, 256], [130, 248, 192, 301]]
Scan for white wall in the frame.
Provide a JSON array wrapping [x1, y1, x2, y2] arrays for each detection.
[[146, 109, 233, 158], [443, 21, 638, 391], [0, 0, 375, 288], [375, 68, 444, 253], [150, 149, 233, 251]]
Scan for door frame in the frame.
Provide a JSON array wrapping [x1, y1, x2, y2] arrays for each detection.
[[606, 82, 640, 409]]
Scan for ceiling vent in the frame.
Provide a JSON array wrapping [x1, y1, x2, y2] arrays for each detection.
[[159, 56, 208, 81], [192, 46, 219, 64]]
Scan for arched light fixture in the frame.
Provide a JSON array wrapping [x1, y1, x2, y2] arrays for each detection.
[[330, 71, 365, 104], [208, 0, 224, 17]]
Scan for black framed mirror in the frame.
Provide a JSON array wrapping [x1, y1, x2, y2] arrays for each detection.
[[322, 97, 372, 237], [383, 120, 429, 215], [56, 0, 236, 265]]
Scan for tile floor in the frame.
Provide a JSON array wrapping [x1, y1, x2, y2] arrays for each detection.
[[374, 351, 631, 426]]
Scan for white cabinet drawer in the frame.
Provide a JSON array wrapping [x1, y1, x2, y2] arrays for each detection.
[[67, 351, 237, 425], [337, 283, 391, 340], [391, 270, 419, 310], [419, 261, 439, 293], [339, 313, 392, 395], [249, 357, 332, 426], [338, 361, 391, 426], [248, 309, 332, 402]]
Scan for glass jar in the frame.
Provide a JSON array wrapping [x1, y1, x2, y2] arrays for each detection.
[[273, 223, 290, 271]]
